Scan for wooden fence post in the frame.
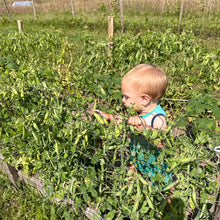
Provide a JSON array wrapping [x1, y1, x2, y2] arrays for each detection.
[[108, 16, 114, 57], [70, 0, 75, 18], [3, 0, 11, 20], [17, 20, 23, 33], [119, 0, 124, 34], [0, 154, 19, 189], [32, 0, 37, 19], [178, 0, 184, 34]]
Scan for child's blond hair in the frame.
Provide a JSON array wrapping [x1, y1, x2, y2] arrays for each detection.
[[121, 64, 168, 101]]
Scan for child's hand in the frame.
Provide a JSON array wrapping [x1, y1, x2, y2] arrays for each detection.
[[128, 116, 151, 131], [93, 110, 122, 124], [93, 109, 113, 121]]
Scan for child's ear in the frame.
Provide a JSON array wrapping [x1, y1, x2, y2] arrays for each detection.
[[141, 94, 151, 105]]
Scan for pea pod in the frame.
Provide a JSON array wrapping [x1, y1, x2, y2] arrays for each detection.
[[99, 86, 106, 96], [32, 131, 38, 141], [132, 198, 139, 213], [162, 181, 178, 192], [146, 195, 154, 210], [94, 112, 108, 125], [139, 175, 148, 185], [127, 182, 134, 196], [33, 122, 39, 131]]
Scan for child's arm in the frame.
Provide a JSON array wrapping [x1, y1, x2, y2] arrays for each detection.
[[152, 115, 167, 130], [93, 110, 122, 124], [127, 115, 167, 130], [94, 111, 166, 131], [128, 115, 167, 149], [127, 116, 150, 131]]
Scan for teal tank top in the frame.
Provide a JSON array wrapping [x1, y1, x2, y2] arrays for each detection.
[[129, 104, 172, 183]]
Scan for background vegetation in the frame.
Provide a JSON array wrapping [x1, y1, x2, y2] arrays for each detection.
[[0, 0, 219, 219]]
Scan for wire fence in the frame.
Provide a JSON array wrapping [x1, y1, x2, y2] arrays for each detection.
[[4, 0, 219, 14], [1, 0, 220, 38]]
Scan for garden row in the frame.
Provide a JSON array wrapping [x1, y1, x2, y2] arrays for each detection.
[[0, 30, 220, 219]]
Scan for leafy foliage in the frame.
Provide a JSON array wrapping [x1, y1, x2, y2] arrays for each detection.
[[0, 30, 219, 219]]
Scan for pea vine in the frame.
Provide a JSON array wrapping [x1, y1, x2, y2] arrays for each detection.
[[0, 30, 219, 219]]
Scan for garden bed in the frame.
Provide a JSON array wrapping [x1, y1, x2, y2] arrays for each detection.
[[0, 153, 102, 220], [0, 28, 220, 219]]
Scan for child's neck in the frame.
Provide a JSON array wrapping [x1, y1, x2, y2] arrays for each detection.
[[138, 101, 158, 116]]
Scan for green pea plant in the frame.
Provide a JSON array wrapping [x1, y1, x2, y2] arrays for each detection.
[[0, 29, 219, 219]]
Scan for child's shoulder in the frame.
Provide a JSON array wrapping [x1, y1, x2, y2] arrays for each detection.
[[153, 104, 167, 117], [142, 104, 167, 129]]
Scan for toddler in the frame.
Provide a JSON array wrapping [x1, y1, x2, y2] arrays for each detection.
[[94, 64, 171, 183]]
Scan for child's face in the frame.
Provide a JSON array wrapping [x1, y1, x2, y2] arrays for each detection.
[[121, 84, 143, 112]]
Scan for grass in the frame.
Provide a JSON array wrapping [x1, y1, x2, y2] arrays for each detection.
[[0, 171, 76, 219], [0, 11, 219, 51], [0, 3, 219, 41]]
